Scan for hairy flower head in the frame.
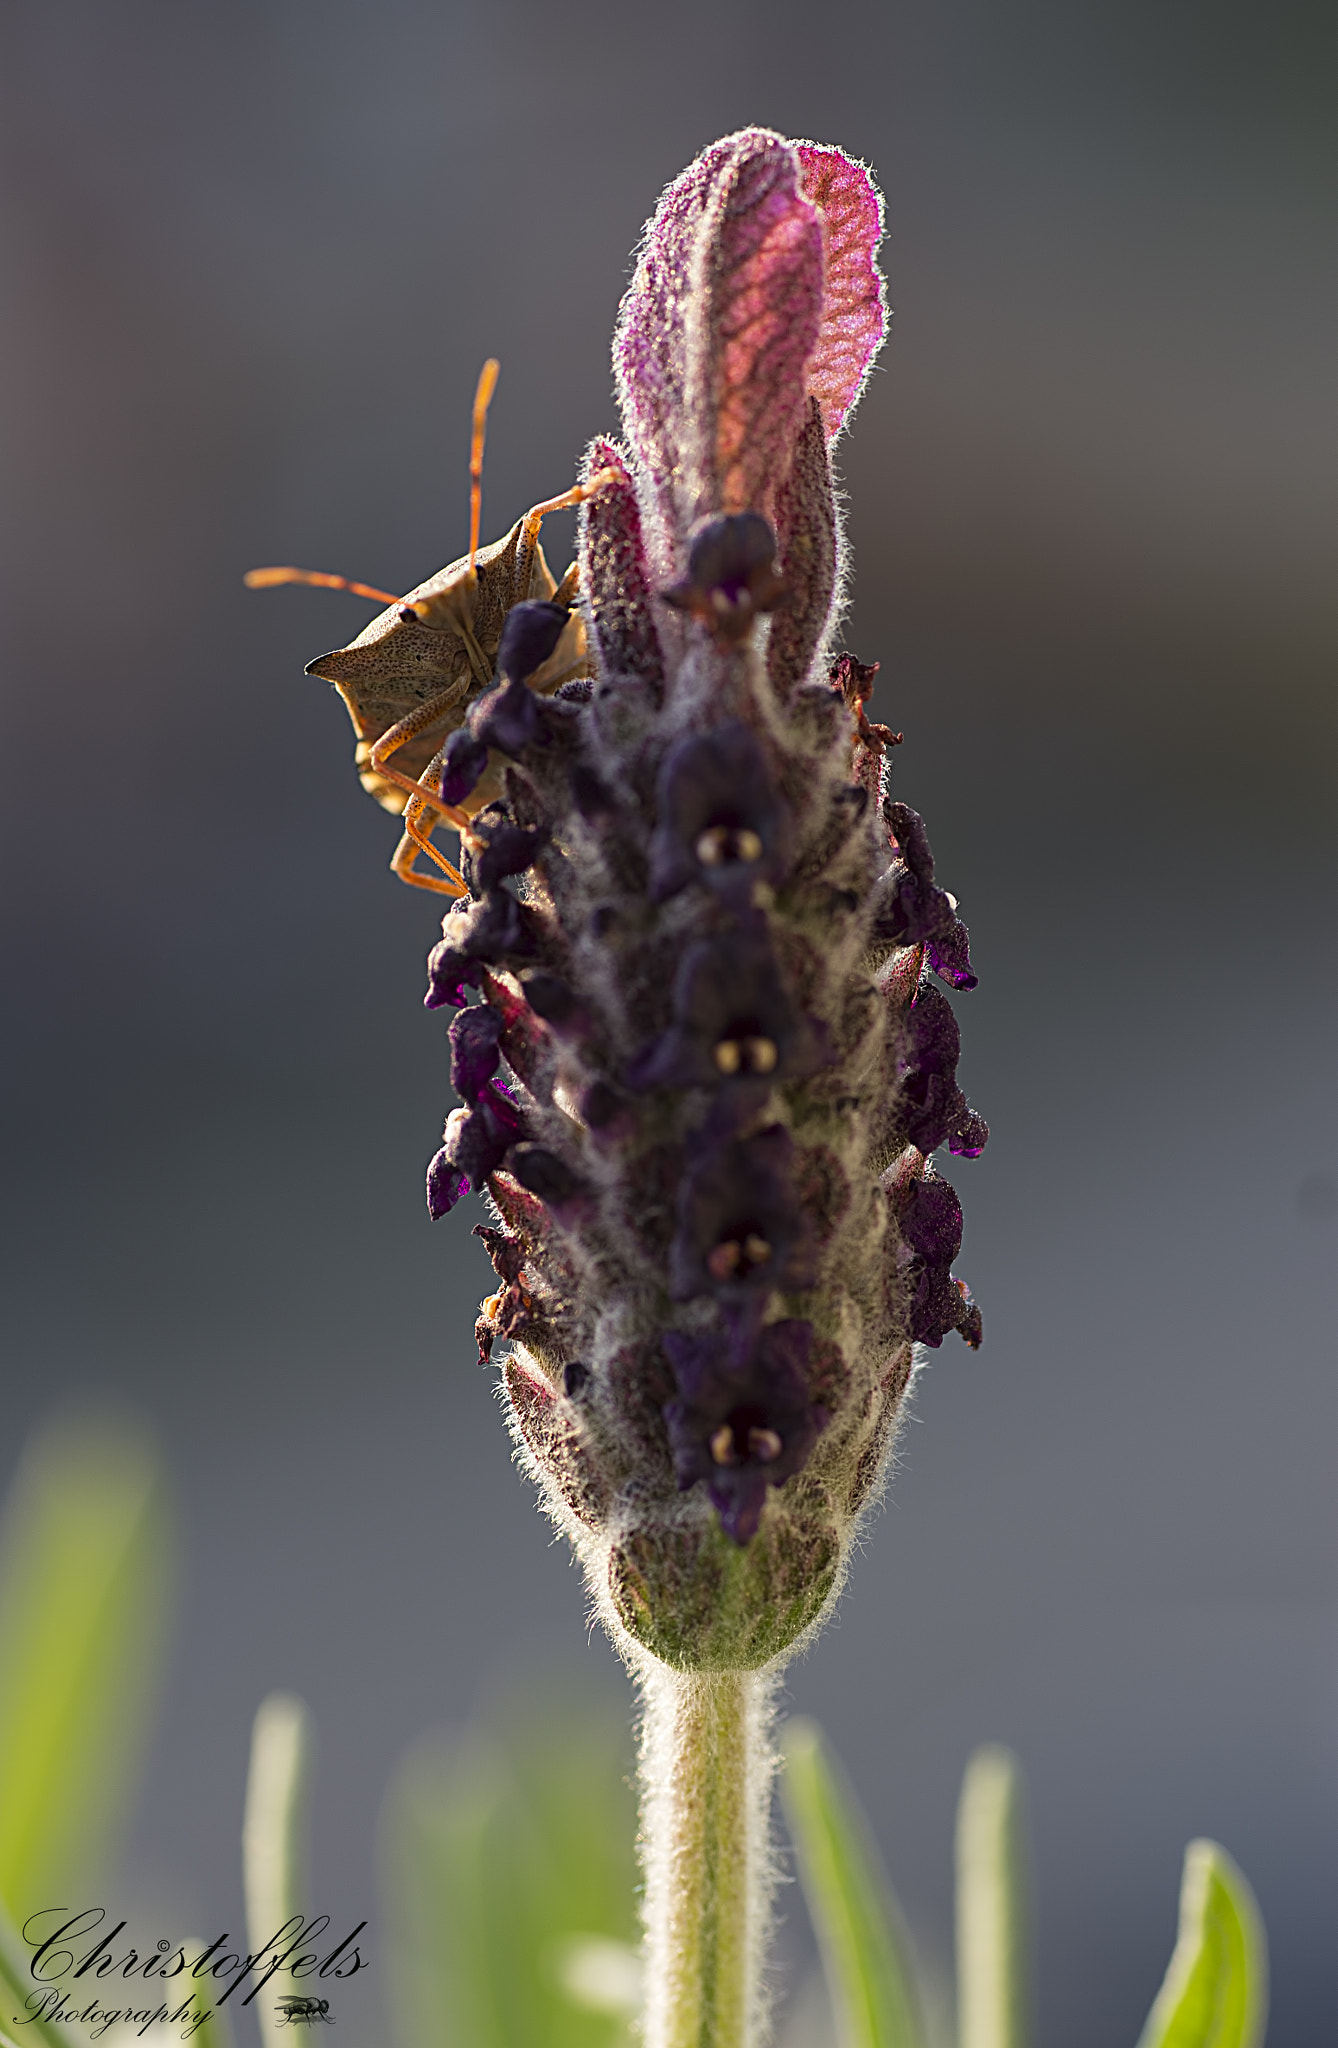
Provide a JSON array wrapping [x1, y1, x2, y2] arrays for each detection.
[[416, 131, 984, 1674]]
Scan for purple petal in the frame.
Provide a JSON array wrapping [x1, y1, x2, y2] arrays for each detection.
[[442, 1093, 517, 1184], [497, 601, 571, 684], [885, 801, 936, 877], [911, 1268, 982, 1350], [900, 1174, 964, 1268], [448, 1003, 505, 1100], [466, 816, 548, 892], [926, 918, 979, 992], [426, 1147, 469, 1219], [663, 1318, 826, 1543], [670, 1125, 814, 1303], [896, 1171, 982, 1348], [629, 924, 818, 1092], [903, 982, 961, 1075], [439, 728, 489, 807], [949, 1111, 990, 1159], [424, 894, 536, 1010], [871, 803, 957, 948], [660, 512, 786, 641], [470, 674, 541, 755], [902, 1073, 967, 1157], [463, 890, 537, 964], [648, 722, 789, 902], [424, 943, 480, 1011], [898, 983, 966, 1155]]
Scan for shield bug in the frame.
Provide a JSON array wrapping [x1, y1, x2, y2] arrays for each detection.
[[247, 361, 611, 895]]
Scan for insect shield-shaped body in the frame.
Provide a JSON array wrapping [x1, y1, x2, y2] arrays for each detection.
[[305, 512, 586, 892], [248, 361, 605, 894]]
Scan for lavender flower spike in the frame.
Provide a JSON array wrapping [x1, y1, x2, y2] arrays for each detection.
[[331, 131, 985, 2048], [465, 128, 981, 1667]]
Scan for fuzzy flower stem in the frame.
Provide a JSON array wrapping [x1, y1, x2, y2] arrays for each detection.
[[639, 1665, 777, 2048]]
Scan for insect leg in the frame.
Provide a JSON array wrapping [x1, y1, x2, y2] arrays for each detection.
[[390, 806, 468, 896], [366, 694, 475, 822], [512, 469, 620, 597], [387, 726, 483, 893]]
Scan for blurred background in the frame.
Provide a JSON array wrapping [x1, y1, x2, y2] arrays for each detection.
[[0, 0, 1332, 2041]]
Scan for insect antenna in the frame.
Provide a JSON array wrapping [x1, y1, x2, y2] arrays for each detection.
[[245, 357, 504, 613], [243, 567, 403, 603], [468, 357, 501, 575]]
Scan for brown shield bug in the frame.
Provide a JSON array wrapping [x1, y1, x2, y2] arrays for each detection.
[[247, 361, 611, 894]]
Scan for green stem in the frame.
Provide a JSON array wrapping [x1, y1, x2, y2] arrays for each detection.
[[243, 1692, 313, 2048], [638, 1665, 775, 2048]]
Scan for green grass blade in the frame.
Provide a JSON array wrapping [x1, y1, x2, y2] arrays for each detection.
[[380, 1699, 638, 2048], [1134, 1840, 1267, 2048], [181, 1943, 239, 2048], [780, 1718, 925, 2048], [243, 1692, 315, 2047], [0, 1407, 173, 1911], [383, 1729, 508, 2048], [955, 1746, 1029, 2048]]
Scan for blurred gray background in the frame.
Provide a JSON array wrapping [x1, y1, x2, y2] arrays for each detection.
[[1, 0, 1333, 2041]]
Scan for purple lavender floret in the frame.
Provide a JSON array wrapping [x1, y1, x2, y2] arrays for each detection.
[[439, 727, 489, 808], [901, 1173, 963, 1269], [661, 513, 788, 640], [497, 600, 572, 683], [448, 1003, 505, 1099], [423, 943, 479, 1011], [926, 917, 978, 993], [464, 810, 549, 893], [872, 801, 980, 990], [426, 1148, 469, 1220], [949, 1109, 989, 1160], [871, 803, 956, 946], [899, 980, 989, 1159], [397, 134, 987, 1665], [898, 1173, 982, 1348], [470, 674, 544, 756], [444, 602, 576, 765], [670, 1127, 815, 1304], [424, 891, 536, 1009], [442, 1083, 524, 1184], [647, 724, 789, 903], [627, 924, 821, 1092], [664, 1321, 827, 1543]]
